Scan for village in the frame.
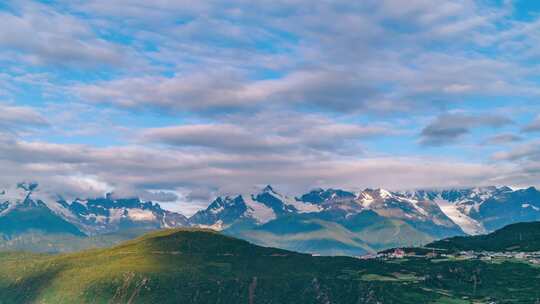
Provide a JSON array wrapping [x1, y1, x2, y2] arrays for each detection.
[[361, 248, 540, 265]]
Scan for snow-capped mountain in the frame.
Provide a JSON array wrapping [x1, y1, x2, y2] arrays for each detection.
[[0, 182, 188, 236], [189, 185, 320, 229], [191, 186, 459, 232], [3, 181, 540, 256], [0, 182, 43, 215], [189, 186, 465, 256], [400, 186, 540, 235], [0, 182, 85, 237], [191, 185, 540, 237], [57, 194, 189, 234]]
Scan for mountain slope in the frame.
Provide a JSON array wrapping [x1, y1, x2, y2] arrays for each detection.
[[225, 210, 437, 256], [1, 229, 540, 303], [428, 221, 540, 252], [0, 203, 85, 237]]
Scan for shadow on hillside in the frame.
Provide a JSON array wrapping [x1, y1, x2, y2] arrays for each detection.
[[0, 264, 65, 303]]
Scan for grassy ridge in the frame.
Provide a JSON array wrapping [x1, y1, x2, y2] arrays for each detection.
[[428, 221, 540, 252], [1, 228, 540, 303]]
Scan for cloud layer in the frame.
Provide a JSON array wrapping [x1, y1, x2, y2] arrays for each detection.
[[1, 0, 540, 214]]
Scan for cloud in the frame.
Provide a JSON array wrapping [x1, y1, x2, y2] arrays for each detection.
[[133, 190, 179, 203], [492, 141, 540, 162], [490, 141, 540, 188], [484, 133, 523, 145], [0, 135, 514, 210], [140, 116, 392, 154], [65, 0, 532, 117], [0, 2, 128, 67], [75, 68, 389, 115], [141, 124, 286, 152], [0, 104, 49, 134], [522, 116, 540, 133], [420, 113, 513, 146], [74, 69, 258, 114]]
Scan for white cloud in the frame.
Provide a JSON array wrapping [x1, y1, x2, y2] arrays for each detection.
[[0, 134, 528, 214], [0, 2, 130, 67], [0, 103, 49, 134], [420, 113, 513, 146], [140, 116, 393, 154]]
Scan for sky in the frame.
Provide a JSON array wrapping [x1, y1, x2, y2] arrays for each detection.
[[1, 0, 540, 215]]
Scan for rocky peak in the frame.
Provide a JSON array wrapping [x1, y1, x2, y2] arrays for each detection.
[[262, 185, 275, 193], [16, 182, 39, 192]]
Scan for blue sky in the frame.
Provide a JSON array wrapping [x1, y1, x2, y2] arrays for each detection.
[[1, 0, 540, 214]]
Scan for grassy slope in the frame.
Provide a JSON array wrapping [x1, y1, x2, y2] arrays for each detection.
[[428, 221, 540, 252], [1, 228, 540, 303]]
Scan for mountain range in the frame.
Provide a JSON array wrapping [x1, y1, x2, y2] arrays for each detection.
[[2, 182, 540, 255]]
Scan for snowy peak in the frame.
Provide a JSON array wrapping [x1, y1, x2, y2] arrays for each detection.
[[371, 188, 392, 199], [0, 182, 47, 211], [440, 186, 510, 203], [0, 182, 189, 235], [254, 190, 296, 215], [355, 189, 455, 226], [190, 195, 248, 228], [262, 184, 275, 193], [207, 195, 244, 212], [299, 188, 356, 204], [397, 186, 540, 235], [399, 186, 514, 213], [3, 181, 539, 239], [62, 195, 188, 233], [257, 186, 322, 214], [355, 188, 398, 206], [17, 181, 39, 192], [243, 195, 277, 224], [434, 196, 486, 235], [356, 190, 374, 203], [295, 187, 450, 223], [190, 193, 279, 228], [190, 186, 325, 229], [67, 184, 537, 238]]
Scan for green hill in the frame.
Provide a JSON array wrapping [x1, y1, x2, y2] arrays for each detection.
[[1, 228, 540, 303], [428, 221, 540, 252]]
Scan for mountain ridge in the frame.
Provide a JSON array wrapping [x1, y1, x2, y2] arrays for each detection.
[[427, 220, 540, 252], [2, 182, 540, 255]]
